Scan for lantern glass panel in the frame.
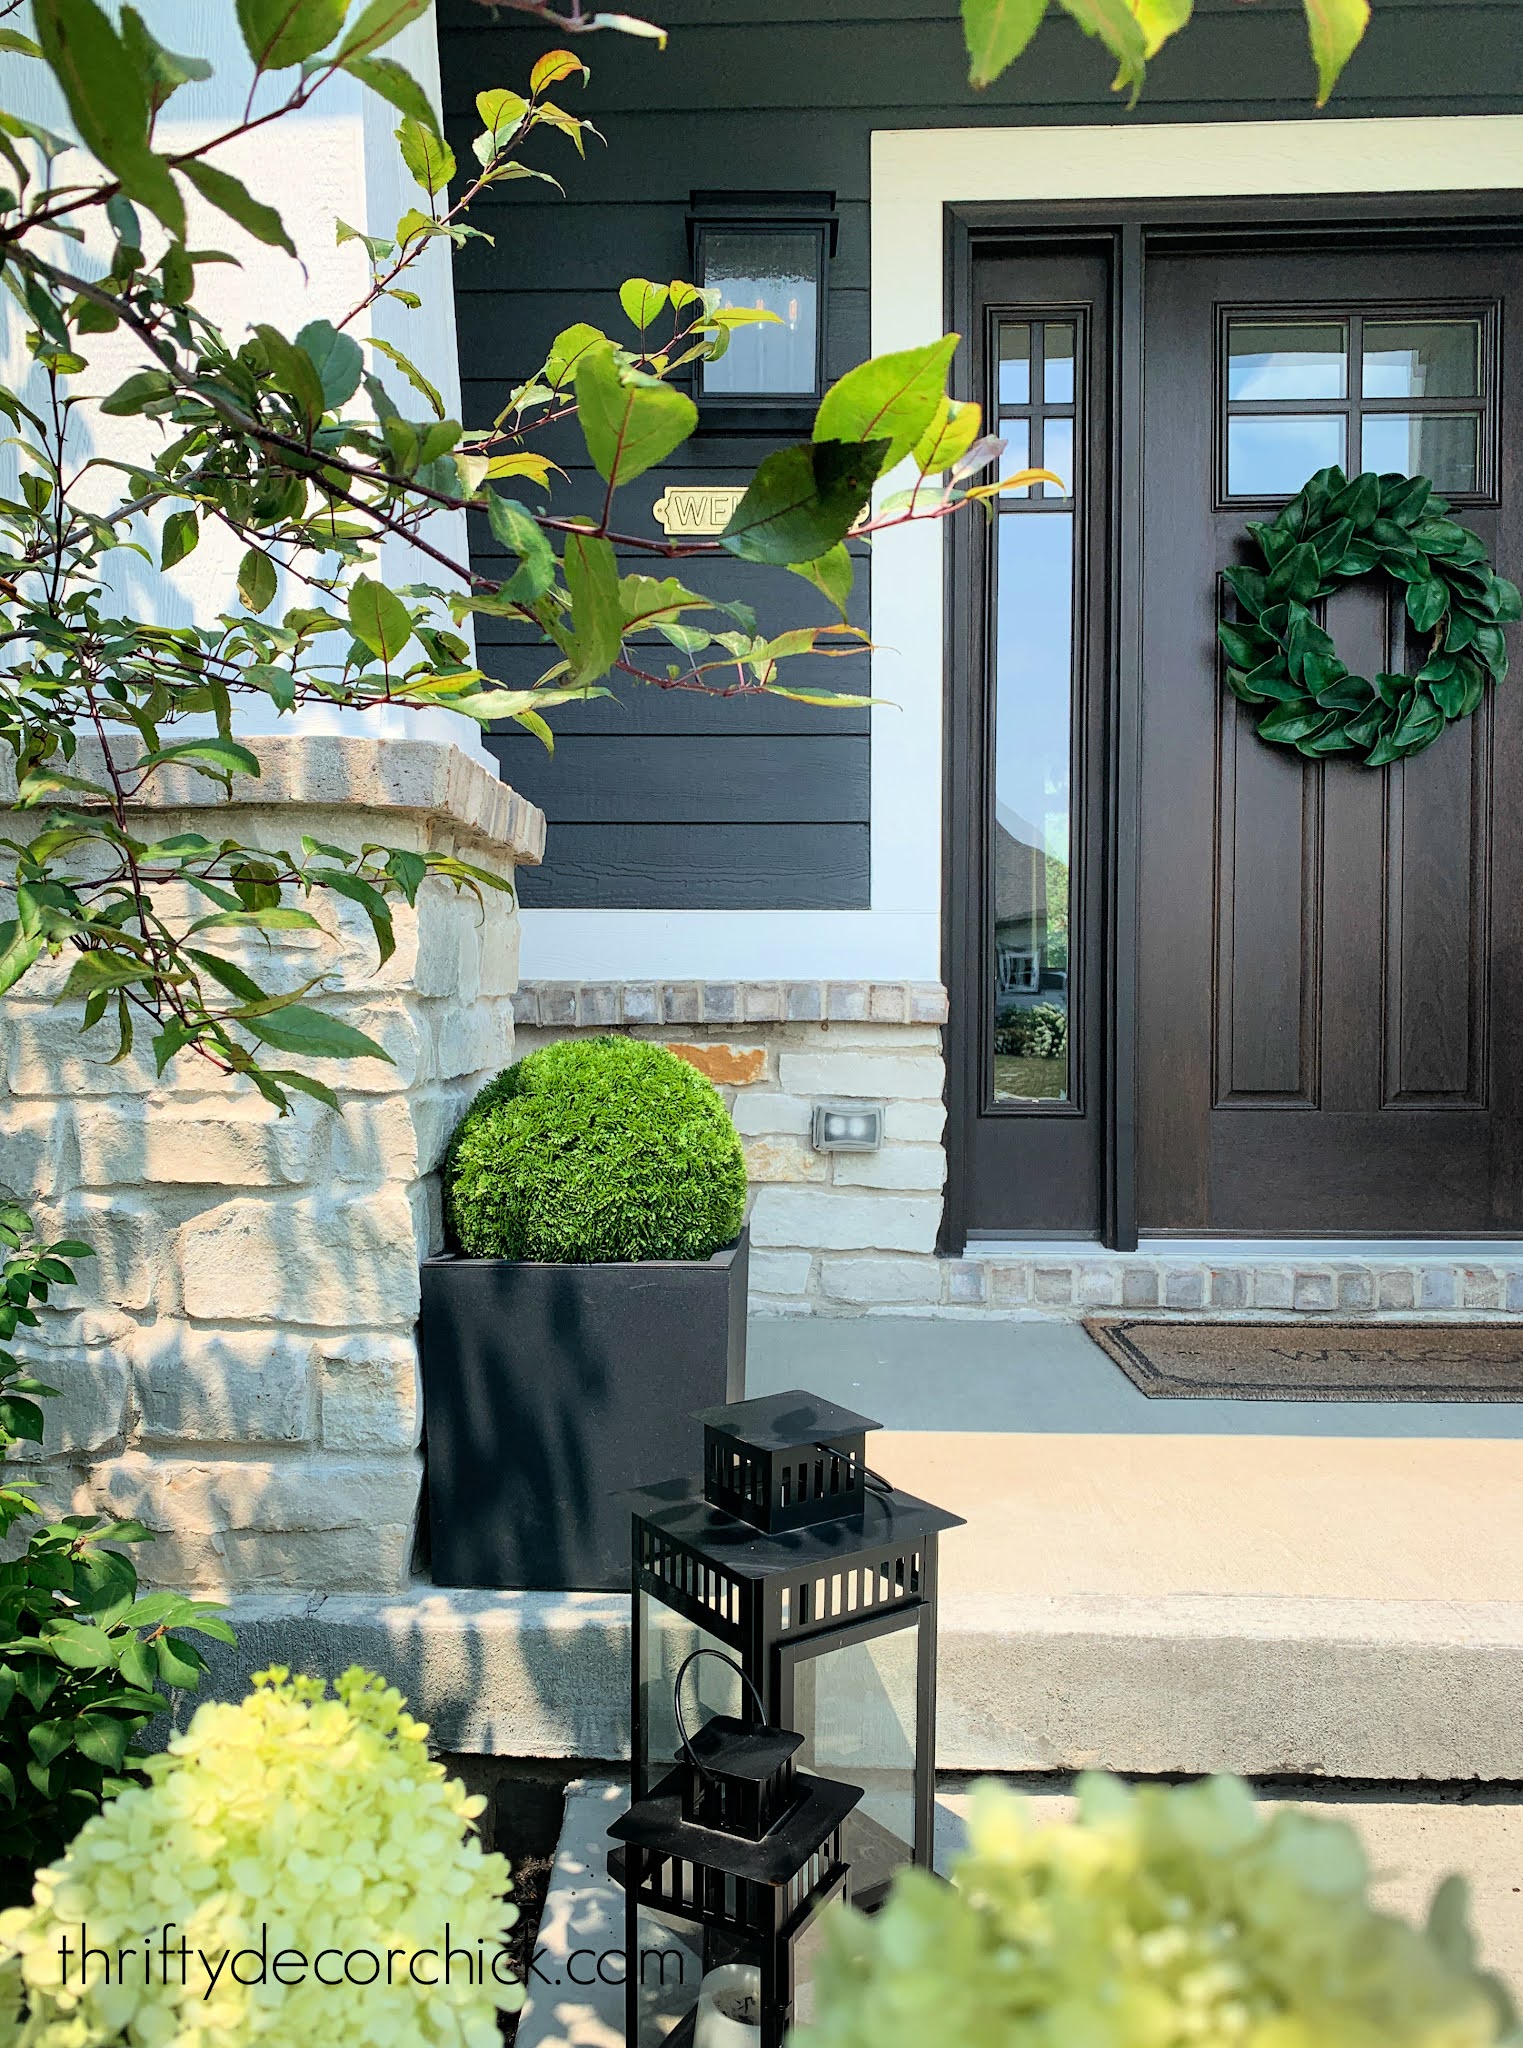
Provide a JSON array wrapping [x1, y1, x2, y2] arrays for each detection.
[[640, 1591, 742, 1796], [699, 229, 821, 396], [779, 1610, 922, 1908], [630, 1896, 709, 2048]]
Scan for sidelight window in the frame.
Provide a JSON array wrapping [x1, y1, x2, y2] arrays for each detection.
[[990, 317, 1080, 1106], [1223, 311, 1489, 501]]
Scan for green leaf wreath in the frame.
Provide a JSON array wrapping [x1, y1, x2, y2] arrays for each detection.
[[1220, 466, 1521, 768]]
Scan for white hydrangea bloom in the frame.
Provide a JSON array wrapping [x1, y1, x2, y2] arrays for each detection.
[[0, 1666, 520, 2048]]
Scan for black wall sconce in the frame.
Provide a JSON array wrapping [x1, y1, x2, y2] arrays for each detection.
[[687, 192, 838, 431]]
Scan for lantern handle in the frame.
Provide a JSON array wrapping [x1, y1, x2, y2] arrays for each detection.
[[672, 1648, 768, 1779]]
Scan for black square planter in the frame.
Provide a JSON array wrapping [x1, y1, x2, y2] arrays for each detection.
[[418, 1230, 748, 1590]]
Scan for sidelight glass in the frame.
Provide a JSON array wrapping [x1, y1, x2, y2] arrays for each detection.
[[1043, 323, 1076, 403], [1042, 416, 1075, 498], [1227, 322, 1347, 400], [999, 417, 1031, 496], [999, 325, 1032, 405], [1226, 413, 1346, 496], [1362, 320, 1480, 399], [1361, 411, 1480, 492]]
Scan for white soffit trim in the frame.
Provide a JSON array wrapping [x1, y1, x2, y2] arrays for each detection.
[[867, 114, 1523, 944]]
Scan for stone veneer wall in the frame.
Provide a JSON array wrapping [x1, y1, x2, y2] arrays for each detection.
[[515, 980, 1523, 1320], [2, 737, 543, 1595]]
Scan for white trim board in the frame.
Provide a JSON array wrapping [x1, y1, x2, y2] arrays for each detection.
[[868, 114, 1523, 968]]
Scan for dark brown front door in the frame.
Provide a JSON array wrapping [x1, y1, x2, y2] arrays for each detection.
[[1138, 240, 1523, 1234]]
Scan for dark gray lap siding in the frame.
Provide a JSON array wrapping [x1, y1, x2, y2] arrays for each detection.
[[438, 0, 1519, 912]]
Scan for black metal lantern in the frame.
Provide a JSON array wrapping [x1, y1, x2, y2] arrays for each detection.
[[627, 1389, 962, 1914], [610, 1650, 861, 2048], [687, 192, 837, 429]]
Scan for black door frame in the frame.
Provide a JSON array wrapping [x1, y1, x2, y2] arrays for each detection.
[[941, 190, 1523, 1256]]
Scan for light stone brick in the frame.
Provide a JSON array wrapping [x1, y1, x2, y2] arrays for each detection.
[[328, 1096, 423, 1184], [10, 1347, 129, 1457], [776, 1050, 943, 1100], [74, 1096, 314, 1190], [667, 1042, 768, 1086], [743, 1136, 828, 1184], [747, 1250, 813, 1297], [478, 902, 519, 1000], [784, 983, 823, 1022], [86, 1450, 420, 1541], [832, 1145, 946, 1192], [1419, 1267, 1457, 1310], [883, 1099, 947, 1144], [177, 1191, 421, 1327], [1164, 1268, 1205, 1310], [1077, 1263, 1122, 1308], [825, 982, 870, 1022], [1253, 1266, 1294, 1310], [1123, 1266, 1161, 1308], [131, 1324, 313, 1445], [1378, 1268, 1418, 1311], [748, 1188, 941, 1254], [1461, 1265, 1501, 1311], [988, 1262, 1031, 1306], [216, 1523, 415, 1592], [1209, 1268, 1247, 1311], [1336, 1269, 1374, 1313], [819, 1257, 940, 1306], [730, 1091, 813, 1138], [662, 984, 701, 1025], [0, 1098, 69, 1195], [1032, 1265, 1074, 1307], [8, 1007, 160, 1096], [1506, 1269, 1523, 1314], [868, 984, 909, 1023], [742, 984, 783, 1022], [434, 997, 514, 1082], [1293, 1270, 1335, 1312], [944, 1262, 987, 1305], [316, 1333, 421, 1451], [43, 1193, 173, 1313], [622, 984, 658, 1025]]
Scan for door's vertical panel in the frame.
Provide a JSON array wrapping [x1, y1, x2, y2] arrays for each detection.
[[1215, 697, 1321, 1102], [1383, 709, 1489, 1104]]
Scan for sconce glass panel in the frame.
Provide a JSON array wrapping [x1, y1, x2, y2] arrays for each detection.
[[699, 228, 822, 396]]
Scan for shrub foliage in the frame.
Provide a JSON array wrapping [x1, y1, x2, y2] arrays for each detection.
[[448, 1037, 746, 1263]]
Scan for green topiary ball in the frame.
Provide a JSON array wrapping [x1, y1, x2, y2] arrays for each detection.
[[446, 1036, 748, 1263]]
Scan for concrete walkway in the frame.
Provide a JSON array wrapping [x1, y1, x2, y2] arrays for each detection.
[[749, 1316, 1523, 1779]]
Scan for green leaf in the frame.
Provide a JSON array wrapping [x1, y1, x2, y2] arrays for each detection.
[[247, 662, 297, 710], [178, 156, 294, 256], [0, 28, 42, 54], [160, 508, 198, 570], [1056, 0, 1151, 96], [348, 576, 414, 661], [235, 0, 345, 68], [43, 1622, 117, 1671], [295, 319, 363, 408], [575, 345, 698, 488], [243, 1003, 393, 1063], [119, 9, 211, 111], [1405, 576, 1449, 634], [344, 55, 441, 138], [98, 368, 173, 417], [619, 277, 670, 329], [789, 543, 855, 618], [814, 337, 959, 475], [485, 495, 556, 602], [914, 395, 985, 475], [35, 0, 185, 238], [397, 115, 455, 195], [367, 336, 444, 419], [28, 1720, 71, 1767], [722, 440, 890, 566], [1131, 0, 1192, 54], [961, 0, 1048, 87], [335, 0, 430, 63], [59, 954, 150, 1002], [545, 322, 610, 390], [140, 737, 261, 777], [252, 322, 326, 419], [155, 1634, 206, 1688], [563, 532, 625, 684], [1302, 0, 1370, 103], [237, 548, 278, 615]]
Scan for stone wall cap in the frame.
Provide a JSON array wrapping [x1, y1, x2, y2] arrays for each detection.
[[0, 735, 544, 865], [514, 980, 949, 1028]]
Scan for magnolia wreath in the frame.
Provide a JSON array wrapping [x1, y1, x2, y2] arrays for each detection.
[[1219, 464, 1520, 768]]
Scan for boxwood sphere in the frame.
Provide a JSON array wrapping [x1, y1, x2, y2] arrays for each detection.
[[446, 1036, 747, 1263]]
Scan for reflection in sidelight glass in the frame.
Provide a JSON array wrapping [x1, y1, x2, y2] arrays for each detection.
[[699, 229, 820, 395], [994, 513, 1073, 1103], [999, 325, 1032, 405], [999, 416, 1031, 496], [1227, 322, 1346, 400], [1043, 323, 1075, 403], [1043, 416, 1074, 498], [788, 1621, 920, 1911], [1227, 413, 1346, 496], [1362, 320, 1480, 399], [1362, 411, 1480, 492]]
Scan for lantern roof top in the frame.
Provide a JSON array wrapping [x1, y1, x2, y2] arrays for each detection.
[[686, 1714, 803, 1783], [693, 1388, 879, 1451], [626, 1473, 963, 1573], [609, 1767, 861, 1885]]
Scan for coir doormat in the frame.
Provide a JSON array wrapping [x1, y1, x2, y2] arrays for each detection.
[[1082, 1318, 1523, 1402]]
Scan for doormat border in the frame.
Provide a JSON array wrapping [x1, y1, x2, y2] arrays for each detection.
[[1082, 1316, 1523, 1403]]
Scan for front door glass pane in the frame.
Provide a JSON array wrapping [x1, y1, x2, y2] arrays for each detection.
[[1362, 320, 1480, 398], [1361, 411, 1480, 492], [991, 315, 1079, 1106], [1227, 322, 1347, 400], [1226, 413, 1346, 496]]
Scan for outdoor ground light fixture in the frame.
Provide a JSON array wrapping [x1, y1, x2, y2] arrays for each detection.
[[810, 1102, 883, 1153], [688, 192, 837, 429], [621, 1388, 963, 1945], [609, 1648, 861, 2048]]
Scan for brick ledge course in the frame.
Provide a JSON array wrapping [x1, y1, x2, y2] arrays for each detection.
[[513, 979, 948, 1028]]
